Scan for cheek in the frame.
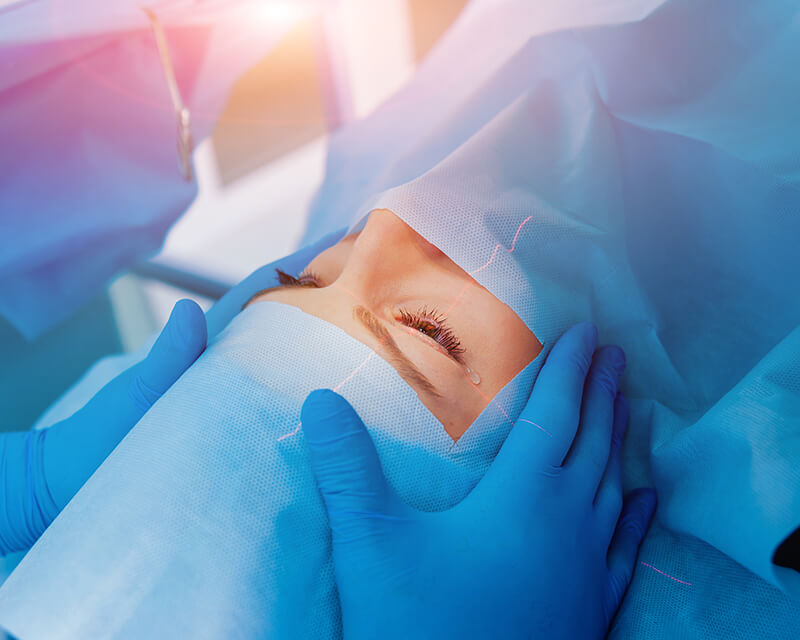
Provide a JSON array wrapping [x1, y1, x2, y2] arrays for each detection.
[[437, 390, 488, 440], [475, 318, 541, 389], [500, 326, 542, 379], [417, 363, 489, 440]]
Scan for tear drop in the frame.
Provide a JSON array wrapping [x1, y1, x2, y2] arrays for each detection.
[[465, 367, 481, 386]]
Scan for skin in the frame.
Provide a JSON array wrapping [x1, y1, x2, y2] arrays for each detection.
[[249, 209, 542, 439]]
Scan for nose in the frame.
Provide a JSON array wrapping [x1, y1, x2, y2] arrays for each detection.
[[331, 209, 431, 301], [253, 211, 420, 329], [268, 210, 432, 345], [248, 209, 439, 352]]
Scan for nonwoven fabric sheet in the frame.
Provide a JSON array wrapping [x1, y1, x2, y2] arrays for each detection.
[[2, 0, 800, 638], [298, 0, 800, 637], [0, 301, 538, 639]]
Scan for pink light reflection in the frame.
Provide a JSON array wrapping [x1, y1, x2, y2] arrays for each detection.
[[639, 562, 693, 586]]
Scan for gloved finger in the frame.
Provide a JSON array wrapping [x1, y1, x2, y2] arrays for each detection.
[[46, 299, 206, 508], [74, 299, 207, 429], [302, 389, 411, 547], [562, 345, 625, 491], [132, 298, 207, 403], [487, 323, 597, 483], [206, 227, 348, 337], [605, 488, 657, 613], [594, 392, 627, 543]]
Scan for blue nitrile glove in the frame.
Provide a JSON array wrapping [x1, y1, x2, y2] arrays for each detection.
[[0, 227, 348, 556], [0, 299, 207, 556], [302, 323, 657, 640]]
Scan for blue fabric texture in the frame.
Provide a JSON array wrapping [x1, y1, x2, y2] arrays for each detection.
[[0, 229, 345, 589], [298, 0, 800, 636], [0, 301, 540, 638], [1, 1, 798, 637]]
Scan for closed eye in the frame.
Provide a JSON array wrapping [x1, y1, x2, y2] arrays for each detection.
[[241, 269, 321, 309], [274, 270, 467, 364], [396, 307, 466, 364], [275, 269, 322, 288]]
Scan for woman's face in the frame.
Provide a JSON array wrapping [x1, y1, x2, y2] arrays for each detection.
[[249, 209, 541, 439]]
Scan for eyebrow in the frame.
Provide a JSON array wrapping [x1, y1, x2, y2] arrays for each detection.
[[353, 305, 441, 398]]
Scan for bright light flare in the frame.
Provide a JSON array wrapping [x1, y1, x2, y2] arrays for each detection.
[[255, 1, 314, 27]]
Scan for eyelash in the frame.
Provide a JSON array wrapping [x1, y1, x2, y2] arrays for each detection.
[[398, 307, 466, 363], [274, 269, 466, 362], [275, 268, 322, 288]]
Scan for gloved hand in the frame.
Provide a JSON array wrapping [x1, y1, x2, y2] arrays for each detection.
[[302, 322, 656, 640], [0, 227, 348, 556], [0, 299, 206, 555]]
